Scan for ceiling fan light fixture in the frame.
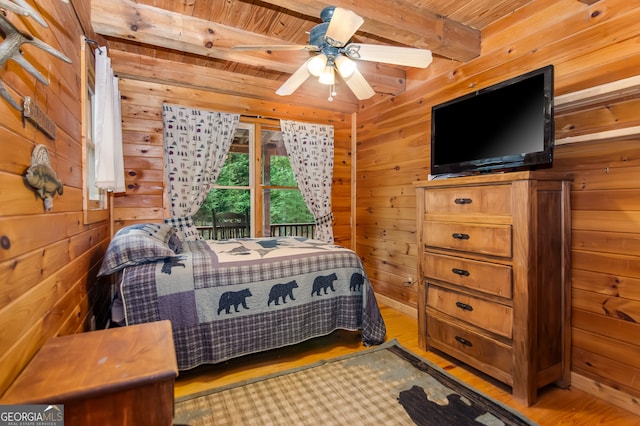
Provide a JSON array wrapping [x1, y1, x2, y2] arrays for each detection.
[[318, 65, 335, 85], [335, 55, 356, 78], [241, 6, 433, 101], [307, 54, 328, 77]]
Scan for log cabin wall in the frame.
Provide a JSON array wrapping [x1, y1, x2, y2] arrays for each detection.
[[111, 73, 354, 246], [356, 0, 640, 410], [0, 1, 111, 395]]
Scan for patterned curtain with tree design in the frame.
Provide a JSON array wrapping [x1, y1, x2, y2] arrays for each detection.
[[163, 104, 239, 240], [280, 120, 334, 242]]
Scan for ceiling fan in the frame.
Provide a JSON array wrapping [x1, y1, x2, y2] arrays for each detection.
[[232, 6, 433, 101]]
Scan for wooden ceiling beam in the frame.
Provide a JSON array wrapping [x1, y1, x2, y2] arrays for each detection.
[[256, 0, 481, 62], [91, 0, 405, 95], [109, 50, 360, 113]]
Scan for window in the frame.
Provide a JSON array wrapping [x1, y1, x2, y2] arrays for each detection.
[[260, 127, 314, 237], [196, 118, 314, 239], [81, 36, 108, 224]]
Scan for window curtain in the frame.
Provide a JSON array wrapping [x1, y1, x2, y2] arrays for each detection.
[[94, 46, 125, 193], [280, 120, 334, 243], [162, 103, 240, 240]]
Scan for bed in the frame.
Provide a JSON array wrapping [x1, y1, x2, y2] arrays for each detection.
[[98, 224, 387, 370]]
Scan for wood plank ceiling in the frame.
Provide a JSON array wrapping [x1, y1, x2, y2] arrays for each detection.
[[91, 0, 536, 110]]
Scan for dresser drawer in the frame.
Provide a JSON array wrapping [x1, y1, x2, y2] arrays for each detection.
[[427, 313, 512, 382], [424, 253, 512, 298], [425, 185, 512, 215], [424, 221, 512, 258], [427, 286, 513, 338]]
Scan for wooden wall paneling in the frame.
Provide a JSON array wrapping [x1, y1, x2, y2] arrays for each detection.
[[573, 229, 640, 257], [571, 268, 640, 301], [572, 287, 640, 325], [0, 3, 109, 397], [572, 346, 640, 398], [362, 0, 640, 119], [572, 189, 640, 211], [69, 0, 102, 41], [572, 307, 640, 346], [0, 238, 110, 393], [0, 224, 109, 308], [0, 237, 109, 350], [572, 249, 640, 281], [572, 327, 640, 394], [554, 138, 640, 172], [115, 73, 353, 245], [554, 37, 640, 95], [555, 98, 640, 140], [121, 130, 163, 145], [0, 213, 84, 261], [119, 78, 352, 125], [354, 0, 640, 408], [537, 121, 640, 402], [476, 0, 640, 91]]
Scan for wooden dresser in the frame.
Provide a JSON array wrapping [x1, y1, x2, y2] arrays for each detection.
[[416, 171, 571, 406], [1, 320, 178, 426]]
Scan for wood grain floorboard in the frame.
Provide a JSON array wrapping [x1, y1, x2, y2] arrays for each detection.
[[174, 304, 640, 424]]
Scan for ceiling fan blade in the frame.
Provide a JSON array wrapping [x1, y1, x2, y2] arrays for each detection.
[[232, 45, 318, 51], [276, 61, 311, 96], [344, 44, 433, 68], [342, 68, 375, 100], [325, 7, 364, 47]]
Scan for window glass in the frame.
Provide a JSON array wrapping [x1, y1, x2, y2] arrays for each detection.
[[261, 129, 296, 186], [81, 37, 108, 224], [195, 120, 313, 239], [86, 87, 99, 202]]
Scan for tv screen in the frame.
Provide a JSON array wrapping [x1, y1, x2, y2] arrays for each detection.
[[430, 65, 554, 177]]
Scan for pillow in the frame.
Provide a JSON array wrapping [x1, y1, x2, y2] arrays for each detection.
[[115, 223, 177, 245], [115, 223, 183, 254], [98, 232, 176, 276]]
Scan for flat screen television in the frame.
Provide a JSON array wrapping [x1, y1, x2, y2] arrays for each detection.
[[430, 65, 554, 178]]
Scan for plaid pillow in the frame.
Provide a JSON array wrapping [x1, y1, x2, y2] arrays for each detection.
[[115, 223, 176, 244], [115, 223, 183, 254], [98, 232, 176, 276]]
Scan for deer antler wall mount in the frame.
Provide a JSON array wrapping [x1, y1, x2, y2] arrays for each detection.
[[0, 1, 72, 112]]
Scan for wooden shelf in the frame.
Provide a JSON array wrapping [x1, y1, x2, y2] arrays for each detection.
[[555, 75, 640, 145]]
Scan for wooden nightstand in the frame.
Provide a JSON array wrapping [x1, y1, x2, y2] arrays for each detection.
[[1, 320, 178, 426]]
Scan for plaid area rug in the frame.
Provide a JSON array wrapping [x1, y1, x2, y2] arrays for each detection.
[[174, 340, 536, 425]]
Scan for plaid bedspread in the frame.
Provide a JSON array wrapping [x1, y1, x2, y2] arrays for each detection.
[[120, 237, 386, 370]]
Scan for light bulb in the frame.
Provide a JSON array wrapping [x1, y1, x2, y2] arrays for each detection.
[[307, 54, 328, 77], [335, 55, 356, 78], [318, 65, 335, 85]]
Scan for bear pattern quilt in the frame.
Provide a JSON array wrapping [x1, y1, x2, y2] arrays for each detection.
[[119, 237, 386, 370]]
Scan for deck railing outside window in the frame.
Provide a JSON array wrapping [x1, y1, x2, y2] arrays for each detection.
[[268, 223, 315, 239], [197, 222, 315, 240]]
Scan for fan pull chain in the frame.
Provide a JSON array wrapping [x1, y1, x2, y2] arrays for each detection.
[[328, 83, 336, 102]]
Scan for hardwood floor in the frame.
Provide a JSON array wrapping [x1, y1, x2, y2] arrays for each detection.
[[174, 304, 640, 425]]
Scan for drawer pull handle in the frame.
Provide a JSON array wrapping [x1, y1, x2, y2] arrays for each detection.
[[452, 233, 470, 240], [456, 301, 474, 311], [454, 198, 472, 205], [452, 268, 470, 277], [455, 336, 473, 347]]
